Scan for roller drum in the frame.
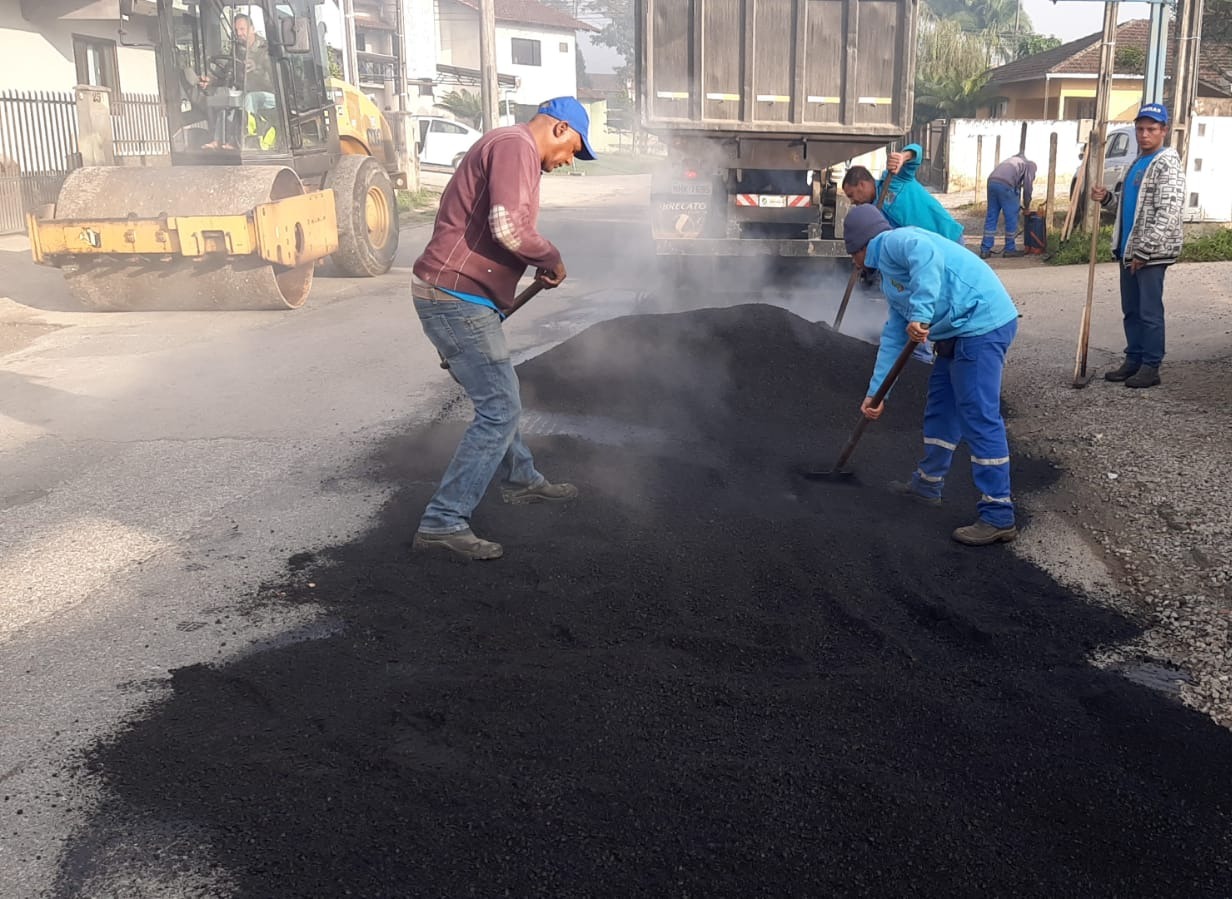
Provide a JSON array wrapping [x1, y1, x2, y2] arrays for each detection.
[[53, 165, 314, 311]]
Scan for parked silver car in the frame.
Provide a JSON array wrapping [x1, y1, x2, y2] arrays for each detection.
[[1070, 124, 1135, 226]]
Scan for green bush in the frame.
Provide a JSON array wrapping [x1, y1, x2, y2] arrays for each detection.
[[1180, 227, 1232, 262]]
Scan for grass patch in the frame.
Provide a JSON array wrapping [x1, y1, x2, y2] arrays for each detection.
[[396, 187, 442, 224], [1179, 227, 1232, 262], [1045, 224, 1232, 265]]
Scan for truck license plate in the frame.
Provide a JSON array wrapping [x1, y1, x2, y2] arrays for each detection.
[[757, 195, 787, 208], [671, 182, 713, 195]]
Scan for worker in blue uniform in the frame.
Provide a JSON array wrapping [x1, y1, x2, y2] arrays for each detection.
[[843, 205, 1021, 546]]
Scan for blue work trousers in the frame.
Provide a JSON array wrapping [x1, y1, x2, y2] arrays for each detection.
[[1118, 262, 1168, 367], [981, 181, 1021, 253], [414, 297, 542, 534], [909, 319, 1018, 528]]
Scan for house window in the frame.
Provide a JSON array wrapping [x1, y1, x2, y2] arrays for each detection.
[[73, 35, 120, 93], [511, 37, 541, 66], [560, 42, 569, 53], [1069, 99, 1096, 120]]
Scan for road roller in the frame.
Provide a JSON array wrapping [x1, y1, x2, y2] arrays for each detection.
[[26, 0, 404, 311]]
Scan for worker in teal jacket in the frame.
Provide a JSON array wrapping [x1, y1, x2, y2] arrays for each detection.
[[843, 204, 1021, 546], [842, 144, 964, 242]]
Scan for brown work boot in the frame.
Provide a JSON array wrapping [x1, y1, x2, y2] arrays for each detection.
[[1104, 359, 1140, 382], [952, 520, 1018, 546], [413, 529, 503, 561], [1124, 365, 1161, 388], [500, 479, 578, 505]]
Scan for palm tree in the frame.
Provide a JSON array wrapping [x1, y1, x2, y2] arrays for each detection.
[[435, 90, 483, 129]]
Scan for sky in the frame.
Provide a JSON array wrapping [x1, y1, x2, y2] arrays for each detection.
[[1019, 0, 1162, 42]]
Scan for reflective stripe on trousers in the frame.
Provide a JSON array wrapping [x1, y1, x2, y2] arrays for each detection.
[[908, 318, 1017, 527]]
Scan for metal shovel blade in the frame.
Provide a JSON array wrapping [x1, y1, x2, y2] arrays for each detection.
[[796, 465, 857, 482]]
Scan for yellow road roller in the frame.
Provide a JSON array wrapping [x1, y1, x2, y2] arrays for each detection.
[[27, 0, 404, 311]]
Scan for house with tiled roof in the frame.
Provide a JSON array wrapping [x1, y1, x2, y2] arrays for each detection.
[[983, 19, 1232, 120]]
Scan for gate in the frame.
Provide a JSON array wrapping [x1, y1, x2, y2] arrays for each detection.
[[0, 90, 79, 235]]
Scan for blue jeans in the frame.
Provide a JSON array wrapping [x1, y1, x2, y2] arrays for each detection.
[[981, 181, 1021, 253], [909, 319, 1017, 528], [414, 297, 542, 534], [1118, 262, 1167, 367]]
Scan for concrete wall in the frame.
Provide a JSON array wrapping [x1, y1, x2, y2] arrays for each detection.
[[0, 8, 157, 94], [1186, 117, 1232, 223], [941, 116, 1232, 222], [944, 119, 1084, 197]]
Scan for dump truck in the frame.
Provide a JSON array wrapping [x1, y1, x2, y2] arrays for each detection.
[[635, 0, 918, 261], [26, 0, 404, 311]]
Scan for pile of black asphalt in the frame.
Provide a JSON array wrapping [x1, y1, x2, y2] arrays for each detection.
[[60, 305, 1232, 897]]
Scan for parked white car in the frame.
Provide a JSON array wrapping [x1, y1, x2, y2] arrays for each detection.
[[416, 116, 483, 168], [1071, 124, 1135, 226]]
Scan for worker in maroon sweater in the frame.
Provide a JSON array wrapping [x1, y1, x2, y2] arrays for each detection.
[[411, 97, 596, 561]]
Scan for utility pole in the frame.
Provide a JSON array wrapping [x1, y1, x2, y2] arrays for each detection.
[[478, 0, 499, 132], [341, 0, 359, 85], [1168, 0, 1204, 165]]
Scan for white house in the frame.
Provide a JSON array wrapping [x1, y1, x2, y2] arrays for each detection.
[[433, 0, 595, 109], [0, 1, 157, 95]]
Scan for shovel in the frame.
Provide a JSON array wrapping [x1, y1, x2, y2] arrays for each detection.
[[831, 173, 891, 332], [798, 338, 922, 482], [439, 279, 546, 373]]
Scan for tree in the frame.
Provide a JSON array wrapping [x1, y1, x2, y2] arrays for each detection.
[[436, 90, 483, 128], [1204, 0, 1232, 42], [583, 0, 634, 79], [915, 17, 1001, 122], [1013, 33, 1062, 60]]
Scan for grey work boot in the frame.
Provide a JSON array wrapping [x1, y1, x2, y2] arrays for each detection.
[[501, 479, 578, 505], [1104, 359, 1141, 382], [1124, 365, 1161, 388], [888, 480, 942, 508], [413, 529, 503, 561], [952, 520, 1019, 546], [1002, 249, 1024, 258]]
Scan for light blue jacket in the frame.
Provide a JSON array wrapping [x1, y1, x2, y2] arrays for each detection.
[[865, 227, 1019, 396], [876, 144, 964, 243]]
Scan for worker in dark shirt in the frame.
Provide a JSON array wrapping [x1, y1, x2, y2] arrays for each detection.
[[411, 97, 596, 561], [980, 152, 1037, 258]]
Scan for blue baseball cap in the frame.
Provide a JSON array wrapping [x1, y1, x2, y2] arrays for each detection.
[[1136, 102, 1169, 124], [537, 96, 597, 160]]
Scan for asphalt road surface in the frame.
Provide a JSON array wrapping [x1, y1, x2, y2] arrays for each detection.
[[3, 174, 1230, 897]]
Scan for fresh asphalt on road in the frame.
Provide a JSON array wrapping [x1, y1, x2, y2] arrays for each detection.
[[3, 174, 1229, 896]]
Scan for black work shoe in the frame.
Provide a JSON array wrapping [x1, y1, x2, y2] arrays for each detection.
[[1104, 359, 1141, 382], [952, 520, 1018, 546], [888, 480, 942, 508], [500, 479, 579, 505], [1124, 365, 1161, 388], [413, 529, 503, 560], [1002, 249, 1024, 258], [979, 249, 992, 259]]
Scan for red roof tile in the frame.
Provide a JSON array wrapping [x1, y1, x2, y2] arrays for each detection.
[[986, 19, 1232, 96]]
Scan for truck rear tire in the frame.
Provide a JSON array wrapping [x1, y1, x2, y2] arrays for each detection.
[[327, 155, 398, 277]]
